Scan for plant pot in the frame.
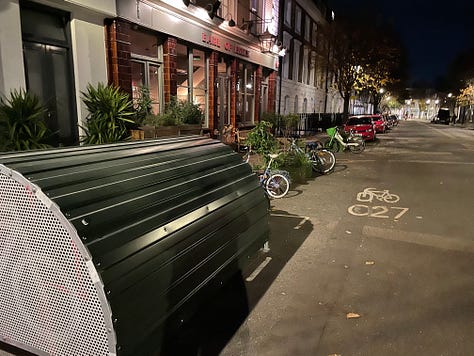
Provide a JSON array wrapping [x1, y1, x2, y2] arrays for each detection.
[[179, 124, 202, 136], [129, 129, 144, 140], [139, 125, 156, 139], [155, 125, 179, 137]]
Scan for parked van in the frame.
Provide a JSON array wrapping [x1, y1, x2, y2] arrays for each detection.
[[432, 108, 450, 125]]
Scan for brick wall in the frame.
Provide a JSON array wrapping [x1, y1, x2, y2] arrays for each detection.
[[268, 71, 277, 113], [104, 19, 132, 97], [163, 37, 177, 103], [208, 51, 218, 132]]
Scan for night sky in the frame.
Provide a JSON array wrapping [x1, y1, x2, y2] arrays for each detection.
[[328, 0, 474, 86]]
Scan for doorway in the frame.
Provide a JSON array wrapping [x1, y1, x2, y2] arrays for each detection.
[[21, 3, 77, 146]]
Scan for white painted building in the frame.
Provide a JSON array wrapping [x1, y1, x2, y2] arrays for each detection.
[[0, 0, 116, 145], [277, 0, 342, 116]]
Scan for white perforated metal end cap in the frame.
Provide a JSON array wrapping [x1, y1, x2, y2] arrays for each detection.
[[0, 165, 116, 356]]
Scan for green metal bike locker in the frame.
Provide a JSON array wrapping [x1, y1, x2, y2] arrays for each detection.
[[0, 136, 269, 355]]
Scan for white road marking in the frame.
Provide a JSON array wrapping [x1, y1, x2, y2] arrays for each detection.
[[246, 257, 272, 282], [294, 216, 309, 229], [270, 213, 304, 218], [427, 125, 457, 139], [389, 160, 474, 165], [362, 226, 474, 253]]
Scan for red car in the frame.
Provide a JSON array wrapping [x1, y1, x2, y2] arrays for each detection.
[[370, 114, 387, 133], [344, 116, 376, 141]]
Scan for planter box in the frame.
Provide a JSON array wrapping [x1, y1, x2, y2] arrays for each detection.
[[179, 124, 202, 136], [129, 129, 144, 140], [156, 125, 179, 137], [139, 125, 156, 139]]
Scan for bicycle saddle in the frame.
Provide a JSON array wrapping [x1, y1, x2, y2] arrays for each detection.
[[269, 153, 279, 159]]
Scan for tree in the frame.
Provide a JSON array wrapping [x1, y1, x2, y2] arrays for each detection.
[[325, 18, 366, 118], [457, 84, 474, 106], [326, 13, 403, 117]]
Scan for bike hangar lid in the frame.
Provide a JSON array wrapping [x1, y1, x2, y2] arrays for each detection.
[[0, 136, 269, 355]]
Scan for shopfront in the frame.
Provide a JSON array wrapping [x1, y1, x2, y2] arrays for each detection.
[[109, 0, 278, 135]]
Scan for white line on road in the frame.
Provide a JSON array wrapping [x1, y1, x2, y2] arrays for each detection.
[[388, 160, 474, 165], [336, 159, 377, 163], [427, 125, 458, 139], [294, 216, 310, 230], [363, 226, 474, 253], [246, 257, 272, 282]]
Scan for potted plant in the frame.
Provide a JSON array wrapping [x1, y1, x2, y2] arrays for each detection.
[[179, 100, 203, 135], [80, 83, 136, 144], [154, 97, 180, 137], [0, 89, 52, 151], [134, 85, 154, 139]]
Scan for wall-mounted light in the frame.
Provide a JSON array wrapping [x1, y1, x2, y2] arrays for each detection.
[[182, 0, 190, 6], [258, 27, 277, 53]]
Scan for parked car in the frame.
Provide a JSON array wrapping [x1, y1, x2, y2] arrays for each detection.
[[431, 108, 450, 125], [369, 114, 387, 133], [344, 116, 376, 141], [386, 114, 399, 127]]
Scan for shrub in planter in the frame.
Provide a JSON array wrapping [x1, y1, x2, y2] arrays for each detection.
[[245, 121, 278, 156], [0, 89, 52, 151], [81, 83, 135, 144], [180, 100, 203, 125], [133, 85, 153, 127], [275, 150, 312, 184]]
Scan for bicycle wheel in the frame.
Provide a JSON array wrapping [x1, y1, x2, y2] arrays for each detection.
[[311, 149, 336, 174], [324, 139, 340, 153], [348, 138, 365, 153], [265, 173, 290, 199]]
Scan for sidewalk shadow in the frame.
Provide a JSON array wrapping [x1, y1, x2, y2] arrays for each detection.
[[161, 209, 312, 356]]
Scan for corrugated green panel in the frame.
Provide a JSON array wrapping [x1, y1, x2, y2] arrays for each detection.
[[0, 136, 269, 355]]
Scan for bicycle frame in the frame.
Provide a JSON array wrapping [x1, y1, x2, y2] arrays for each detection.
[[327, 128, 362, 149]]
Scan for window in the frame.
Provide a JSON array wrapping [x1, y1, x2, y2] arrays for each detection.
[[303, 98, 308, 113], [237, 62, 256, 124], [305, 16, 311, 41], [284, 95, 290, 114], [301, 46, 309, 84], [177, 43, 189, 102], [294, 95, 299, 113], [292, 40, 301, 81], [312, 23, 318, 47], [284, 0, 292, 26], [131, 61, 161, 114], [130, 30, 162, 114], [294, 5, 302, 34], [191, 49, 206, 110], [282, 32, 291, 79]]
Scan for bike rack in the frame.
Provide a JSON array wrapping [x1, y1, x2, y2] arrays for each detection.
[[0, 136, 269, 355]]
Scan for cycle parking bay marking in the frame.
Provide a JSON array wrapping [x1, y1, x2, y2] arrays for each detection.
[[348, 187, 409, 220]]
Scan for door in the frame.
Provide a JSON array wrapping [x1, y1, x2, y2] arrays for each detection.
[[23, 43, 76, 146], [21, 4, 77, 146]]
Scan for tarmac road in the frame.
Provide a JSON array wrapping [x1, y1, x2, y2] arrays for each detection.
[[218, 120, 474, 356]]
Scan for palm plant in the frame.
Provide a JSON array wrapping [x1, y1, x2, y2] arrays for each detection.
[[81, 83, 135, 144], [0, 89, 51, 151]]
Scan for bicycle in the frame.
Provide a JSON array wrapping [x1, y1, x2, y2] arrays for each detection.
[[243, 149, 290, 199], [286, 137, 336, 174], [324, 126, 365, 153]]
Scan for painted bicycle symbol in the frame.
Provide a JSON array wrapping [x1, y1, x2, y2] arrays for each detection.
[[356, 187, 400, 204]]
